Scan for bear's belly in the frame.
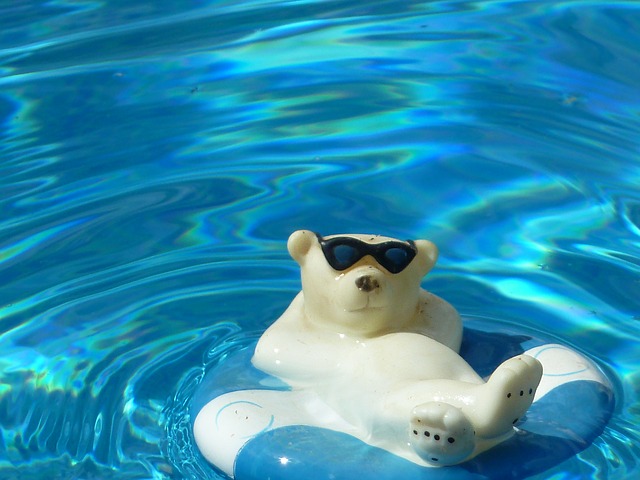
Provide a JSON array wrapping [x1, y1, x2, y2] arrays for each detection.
[[254, 328, 483, 390]]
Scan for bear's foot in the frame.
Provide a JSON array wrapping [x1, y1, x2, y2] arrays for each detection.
[[409, 402, 475, 466], [475, 354, 543, 438]]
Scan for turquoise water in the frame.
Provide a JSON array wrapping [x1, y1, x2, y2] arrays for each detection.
[[1, 1, 639, 479]]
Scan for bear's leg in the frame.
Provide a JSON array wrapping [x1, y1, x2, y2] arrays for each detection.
[[409, 402, 476, 465], [405, 354, 542, 465], [470, 354, 543, 438]]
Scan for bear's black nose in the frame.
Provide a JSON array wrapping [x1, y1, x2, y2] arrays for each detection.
[[356, 275, 379, 292]]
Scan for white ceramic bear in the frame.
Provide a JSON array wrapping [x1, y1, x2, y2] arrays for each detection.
[[194, 231, 543, 475], [253, 231, 542, 462]]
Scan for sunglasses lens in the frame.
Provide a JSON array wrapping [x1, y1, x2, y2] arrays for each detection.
[[380, 247, 412, 273], [330, 244, 361, 270]]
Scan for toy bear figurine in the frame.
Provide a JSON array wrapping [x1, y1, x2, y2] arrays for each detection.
[[253, 231, 543, 465], [194, 231, 544, 476]]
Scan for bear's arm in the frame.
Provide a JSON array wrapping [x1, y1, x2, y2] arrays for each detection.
[[252, 292, 349, 384], [409, 290, 462, 353]]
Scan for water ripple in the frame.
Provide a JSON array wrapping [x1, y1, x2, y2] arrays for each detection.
[[1, 1, 640, 479]]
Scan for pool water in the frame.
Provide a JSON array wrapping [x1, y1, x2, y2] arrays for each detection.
[[1, 1, 639, 479]]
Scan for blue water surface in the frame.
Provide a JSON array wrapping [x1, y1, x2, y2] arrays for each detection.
[[1, 1, 639, 479]]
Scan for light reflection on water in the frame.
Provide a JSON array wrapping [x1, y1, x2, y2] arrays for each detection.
[[1, 1, 640, 479]]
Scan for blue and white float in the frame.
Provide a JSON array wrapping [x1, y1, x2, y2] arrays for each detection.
[[192, 231, 614, 479]]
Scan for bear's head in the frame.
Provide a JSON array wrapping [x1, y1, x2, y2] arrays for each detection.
[[287, 230, 439, 338]]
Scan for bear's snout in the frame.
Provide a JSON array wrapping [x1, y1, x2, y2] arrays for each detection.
[[355, 275, 380, 293]]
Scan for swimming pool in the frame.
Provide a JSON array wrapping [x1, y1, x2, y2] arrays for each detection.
[[1, 1, 639, 478]]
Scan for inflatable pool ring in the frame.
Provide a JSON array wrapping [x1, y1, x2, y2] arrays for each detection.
[[191, 231, 614, 479], [191, 326, 613, 479]]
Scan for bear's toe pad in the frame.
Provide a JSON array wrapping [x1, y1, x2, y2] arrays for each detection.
[[409, 402, 475, 466]]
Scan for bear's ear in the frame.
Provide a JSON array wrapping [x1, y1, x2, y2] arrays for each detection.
[[287, 230, 317, 264], [413, 239, 439, 274]]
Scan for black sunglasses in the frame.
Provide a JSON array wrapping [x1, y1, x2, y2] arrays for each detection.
[[315, 233, 417, 274]]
